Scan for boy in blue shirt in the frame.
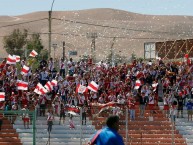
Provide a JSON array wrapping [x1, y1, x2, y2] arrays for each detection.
[[186, 99, 193, 121]]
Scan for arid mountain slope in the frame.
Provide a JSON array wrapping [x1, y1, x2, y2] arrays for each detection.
[[0, 8, 193, 60]]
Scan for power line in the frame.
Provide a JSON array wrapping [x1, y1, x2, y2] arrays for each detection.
[[52, 18, 183, 35], [0, 18, 48, 29], [0, 32, 176, 40], [0, 17, 189, 39], [0, 16, 188, 36]]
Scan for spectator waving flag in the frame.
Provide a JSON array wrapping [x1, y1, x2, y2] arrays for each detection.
[[76, 84, 88, 94], [134, 80, 141, 89], [6, 54, 16, 64], [34, 83, 47, 95], [13, 55, 20, 62], [29, 50, 38, 57], [0, 92, 5, 102], [87, 81, 99, 92], [44, 81, 53, 92], [17, 80, 28, 90], [21, 65, 29, 75]]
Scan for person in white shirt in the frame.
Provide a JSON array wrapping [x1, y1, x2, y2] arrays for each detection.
[[48, 58, 54, 72], [22, 105, 30, 129], [40, 67, 48, 86], [59, 58, 66, 78], [39, 95, 47, 116]]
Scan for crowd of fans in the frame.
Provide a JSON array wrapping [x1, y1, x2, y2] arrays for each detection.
[[0, 55, 193, 127]]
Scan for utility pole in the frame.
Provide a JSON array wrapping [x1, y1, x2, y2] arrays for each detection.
[[63, 41, 65, 60], [110, 37, 116, 67], [87, 32, 97, 63], [52, 43, 57, 68], [48, 11, 52, 60], [48, 0, 55, 60]]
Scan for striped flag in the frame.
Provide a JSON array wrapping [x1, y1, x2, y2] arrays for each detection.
[[134, 80, 141, 89], [0, 92, 5, 102], [44, 81, 53, 92], [6, 54, 16, 64], [34, 83, 47, 95], [29, 50, 38, 57], [87, 81, 99, 92], [152, 82, 158, 92], [76, 84, 88, 94], [21, 65, 29, 75], [34, 83, 42, 94], [13, 55, 20, 62], [17, 80, 28, 90], [51, 80, 57, 86]]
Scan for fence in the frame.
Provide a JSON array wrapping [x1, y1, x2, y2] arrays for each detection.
[[0, 106, 180, 145], [0, 110, 36, 145], [88, 105, 179, 145]]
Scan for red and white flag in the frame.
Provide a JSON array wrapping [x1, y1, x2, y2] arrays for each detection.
[[76, 84, 88, 94], [34, 83, 47, 95], [0, 92, 5, 102], [29, 50, 38, 57], [6, 54, 16, 64], [13, 55, 20, 62], [87, 81, 99, 92], [44, 81, 53, 92], [34, 83, 42, 94], [152, 82, 158, 92], [51, 80, 57, 86], [21, 65, 29, 75], [39, 87, 48, 95], [134, 80, 141, 89], [17, 80, 28, 90]]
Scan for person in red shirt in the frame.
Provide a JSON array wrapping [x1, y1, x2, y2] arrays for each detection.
[[22, 93, 29, 108], [128, 97, 136, 121]]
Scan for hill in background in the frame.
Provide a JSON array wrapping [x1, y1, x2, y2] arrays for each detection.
[[0, 8, 193, 61]]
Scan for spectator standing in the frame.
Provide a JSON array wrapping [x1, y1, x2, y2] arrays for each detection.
[[176, 92, 184, 118], [89, 115, 124, 145], [48, 58, 54, 72], [170, 105, 177, 125], [59, 103, 66, 125], [22, 105, 30, 129], [59, 58, 66, 78], [82, 104, 87, 125], [39, 67, 48, 86], [148, 93, 155, 117], [163, 94, 170, 118], [186, 99, 193, 121], [128, 97, 136, 121], [47, 110, 54, 133], [39, 95, 47, 116], [139, 92, 148, 118], [69, 115, 75, 129]]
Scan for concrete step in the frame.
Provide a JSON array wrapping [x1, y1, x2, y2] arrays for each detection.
[[14, 125, 95, 130], [19, 132, 93, 138]]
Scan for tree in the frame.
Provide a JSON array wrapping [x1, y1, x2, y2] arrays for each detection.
[[3, 29, 28, 56], [26, 33, 44, 60], [3, 29, 47, 61]]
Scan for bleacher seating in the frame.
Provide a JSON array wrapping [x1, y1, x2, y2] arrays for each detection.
[[13, 115, 96, 145], [89, 104, 187, 145], [0, 114, 22, 145]]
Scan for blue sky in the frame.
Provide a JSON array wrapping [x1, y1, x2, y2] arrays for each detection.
[[0, 0, 193, 16]]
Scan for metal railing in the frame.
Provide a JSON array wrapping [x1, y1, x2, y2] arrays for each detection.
[[0, 110, 36, 145]]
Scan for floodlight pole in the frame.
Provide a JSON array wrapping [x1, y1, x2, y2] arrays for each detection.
[[48, 0, 55, 59]]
